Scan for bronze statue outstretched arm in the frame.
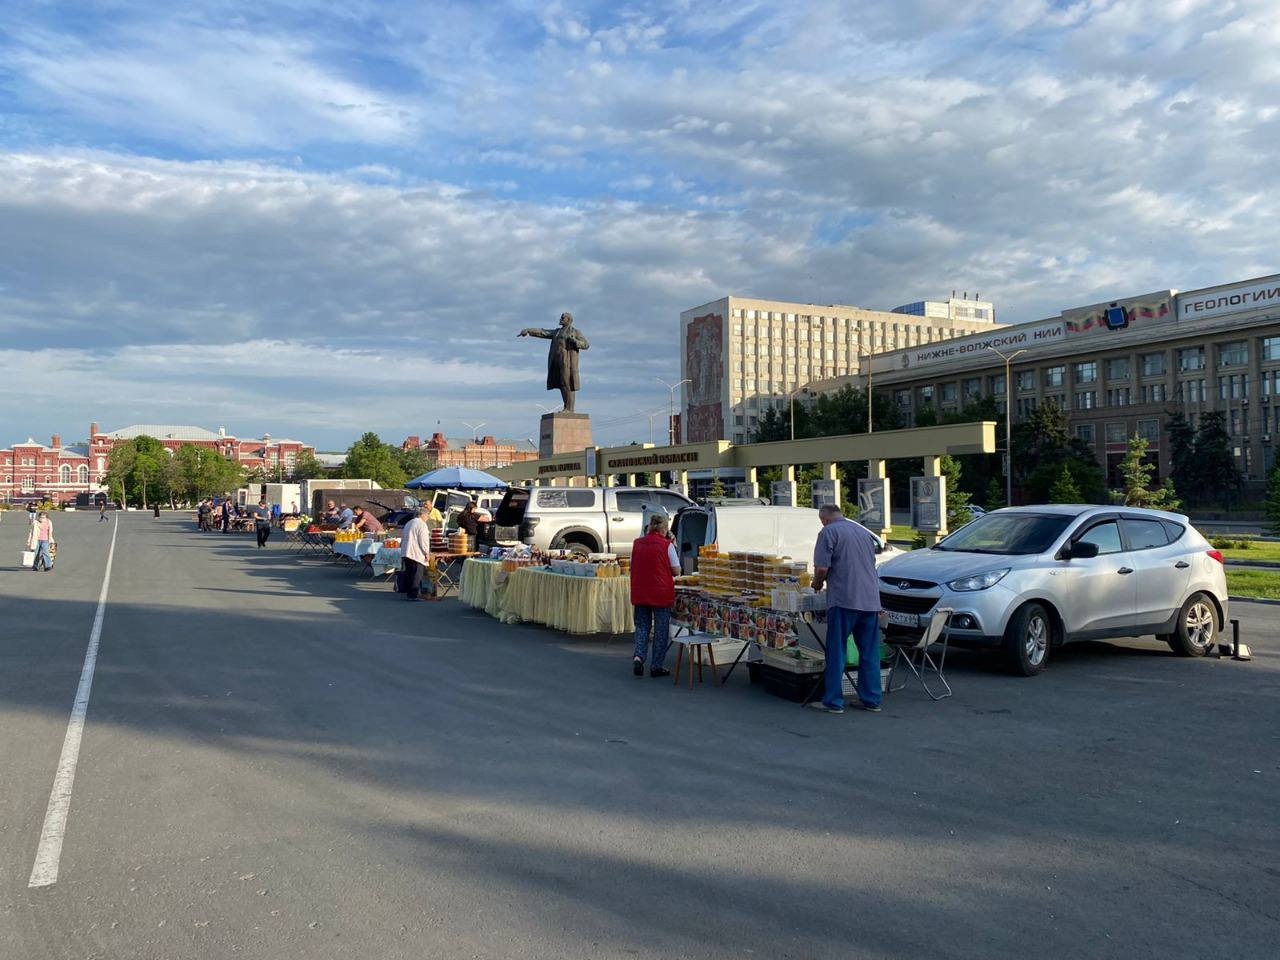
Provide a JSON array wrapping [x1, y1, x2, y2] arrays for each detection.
[[517, 327, 557, 339]]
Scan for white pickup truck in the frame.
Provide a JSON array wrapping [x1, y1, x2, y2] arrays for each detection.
[[492, 486, 694, 558]]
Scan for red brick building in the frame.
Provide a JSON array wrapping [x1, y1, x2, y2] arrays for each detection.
[[401, 433, 538, 470], [1, 423, 314, 504]]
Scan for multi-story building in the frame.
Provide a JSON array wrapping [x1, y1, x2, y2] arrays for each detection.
[[680, 295, 1000, 444], [402, 433, 538, 470], [809, 273, 1280, 493], [1, 422, 315, 503], [893, 295, 996, 323]]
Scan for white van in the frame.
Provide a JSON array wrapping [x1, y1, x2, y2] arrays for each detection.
[[672, 504, 902, 574]]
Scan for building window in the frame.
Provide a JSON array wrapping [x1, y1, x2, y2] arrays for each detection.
[[1075, 361, 1097, 384], [1076, 424, 1096, 445], [1136, 420, 1159, 443], [1106, 387, 1131, 407], [1140, 353, 1166, 377], [78, 465, 89, 483], [1045, 394, 1067, 411], [992, 373, 1006, 397], [918, 385, 934, 405], [1016, 371, 1035, 392], [1177, 378, 1207, 403], [22, 477, 34, 492], [1263, 371, 1280, 397], [963, 377, 981, 399], [1230, 409, 1245, 435], [1263, 336, 1280, 362], [1044, 366, 1065, 388], [59, 465, 71, 484], [1016, 397, 1038, 417], [1075, 391, 1096, 409], [941, 383, 958, 403], [22, 457, 34, 466], [1105, 423, 1127, 444], [1218, 374, 1248, 401], [1219, 341, 1248, 368], [1140, 383, 1167, 403], [1178, 347, 1205, 371], [894, 389, 911, 409], [1106, 358, 1130, 381]]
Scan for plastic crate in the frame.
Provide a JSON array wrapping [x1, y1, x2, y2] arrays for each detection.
[[748, 662, 822, 703]]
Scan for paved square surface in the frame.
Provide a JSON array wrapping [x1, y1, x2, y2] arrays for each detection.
[[2, 513, 1276, 959]]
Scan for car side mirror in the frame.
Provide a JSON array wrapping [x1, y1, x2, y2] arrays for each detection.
[[1065, 540, 1099, 560]]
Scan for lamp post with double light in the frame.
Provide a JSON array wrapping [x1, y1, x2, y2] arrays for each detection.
[[986, 346, 1026, 506], [656, 378, 691, 446]]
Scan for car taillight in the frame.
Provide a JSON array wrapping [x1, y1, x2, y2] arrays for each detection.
[[1207, 550, 1224, 564]]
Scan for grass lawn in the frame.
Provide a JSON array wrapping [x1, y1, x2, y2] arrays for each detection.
[[885, 524, 917, 545], [1217, 540, 1280, 563], [1225, 568, 1280, 600]]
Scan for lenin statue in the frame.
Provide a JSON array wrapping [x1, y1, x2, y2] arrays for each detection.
[[518, 312, 590, 412]]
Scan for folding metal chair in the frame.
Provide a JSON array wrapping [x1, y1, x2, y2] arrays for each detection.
[[886, 606, 953, 701]]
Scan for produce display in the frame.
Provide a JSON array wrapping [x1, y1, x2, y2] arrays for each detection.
[[333, 530, 364, 543], [695, 547, 811, 598], [673, 592, 803, 649]]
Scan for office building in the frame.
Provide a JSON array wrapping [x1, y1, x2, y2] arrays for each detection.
[[680, 295, 1000, 444], [809, 273, 1280, 492]]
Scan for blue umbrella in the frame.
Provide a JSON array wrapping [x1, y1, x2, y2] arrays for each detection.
[[405, 466, 509, 490]]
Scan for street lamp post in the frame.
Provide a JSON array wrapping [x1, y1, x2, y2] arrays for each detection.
[[987, 346, 1027, 507], [656, 378, 691, 446], [462, 421, 487, 469], [854, 340, 874, 433], [788, 386, 807, 441]]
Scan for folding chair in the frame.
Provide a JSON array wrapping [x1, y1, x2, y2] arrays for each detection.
[[886, 606, 953, 701]]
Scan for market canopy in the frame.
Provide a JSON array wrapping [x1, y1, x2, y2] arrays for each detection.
[[405, 466, 509, 491]]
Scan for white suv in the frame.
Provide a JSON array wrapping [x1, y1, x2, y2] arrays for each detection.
[[876, 506, 1229, 675]]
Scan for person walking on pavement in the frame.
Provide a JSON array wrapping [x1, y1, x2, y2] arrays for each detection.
[[399, 505, 438, 601], [630, 513, 681, 677], [251, 499, 272, 548], [98, 495, 108, 523], [809, 504, 884, 715], [220, 497, 233, 533], [28, 510, 55, 572]]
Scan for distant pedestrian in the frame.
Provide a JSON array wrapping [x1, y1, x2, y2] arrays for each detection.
[[252, 499, 272, 548], [220, 498, 233, 533], [98, 496, 107, 523], [630, 513, 680, 677], [810, 504, 883, 715], [399, 506, 437, 601], [28, 510, 55, 572]]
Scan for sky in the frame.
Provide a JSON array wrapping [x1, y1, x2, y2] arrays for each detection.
[[0, 0, 1276, 451]]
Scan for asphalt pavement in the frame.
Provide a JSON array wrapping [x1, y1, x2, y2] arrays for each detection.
[[1, 511, 1277, 960]]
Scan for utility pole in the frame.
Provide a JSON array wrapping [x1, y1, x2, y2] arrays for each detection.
[[987, 346, 1027, 507]]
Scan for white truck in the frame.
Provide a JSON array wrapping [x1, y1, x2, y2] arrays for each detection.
[[493, 486, 694, 558]]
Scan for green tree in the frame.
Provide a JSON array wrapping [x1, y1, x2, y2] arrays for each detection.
[[1265, 467, 1280, 536], [342, 432, 408, 488], [1048, 465, 1081, 503], [288, 449, 328, 482], [1116, 435, 1182, 510], [752, 403, 805, 442], [984, 477, 1005, 511], [1012, 402, 1106, 504], [1166, 409, 1199, 505], [1193, 411, 1241, 508], [708, 473, 726, 498], [396, 446, 433, 481], [940, 455, 973, 529]]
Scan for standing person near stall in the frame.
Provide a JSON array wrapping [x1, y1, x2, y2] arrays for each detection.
[[810, 504, 883, 715], [630, 513, 681, 678], [220, 497, 233, 533], [399, 505, 438, 601], [28, 510, 55, 572], [251, 499, 272, 548]]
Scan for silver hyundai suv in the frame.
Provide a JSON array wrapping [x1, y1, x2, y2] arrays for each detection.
[[876, 506, 1229, 675]]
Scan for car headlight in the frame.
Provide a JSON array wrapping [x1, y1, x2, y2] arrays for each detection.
[[947, 568, 1011, 592]]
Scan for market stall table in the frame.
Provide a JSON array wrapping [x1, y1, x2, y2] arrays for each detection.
[[499, 565, 633, 635]]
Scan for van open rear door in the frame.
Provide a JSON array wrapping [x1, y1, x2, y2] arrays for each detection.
[[672, 505, 710, 574]]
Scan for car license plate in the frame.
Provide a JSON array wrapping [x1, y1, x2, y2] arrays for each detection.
[[886, 611, 918, 628]]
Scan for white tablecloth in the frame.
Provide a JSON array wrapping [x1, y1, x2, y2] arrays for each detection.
[[332, 538, 379, 560], [372, 546, 403, 576]]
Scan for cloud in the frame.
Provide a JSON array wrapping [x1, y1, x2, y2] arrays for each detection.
[[0, 1, 1277, 451]]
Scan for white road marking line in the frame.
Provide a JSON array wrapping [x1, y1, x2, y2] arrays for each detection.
[[28, 512, 119, 889]]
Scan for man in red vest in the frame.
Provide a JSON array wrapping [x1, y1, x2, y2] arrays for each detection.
[[631, 513, 681, 677]]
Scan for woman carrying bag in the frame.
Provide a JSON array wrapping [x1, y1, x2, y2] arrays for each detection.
[[28, 510, 55, 572]]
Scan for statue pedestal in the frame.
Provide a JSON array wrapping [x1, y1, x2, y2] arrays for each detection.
[[540, 412, 593, 458]]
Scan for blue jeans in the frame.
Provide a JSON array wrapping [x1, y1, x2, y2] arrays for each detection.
[[33, 540, 53, 571], [633, 606, 672, 668], [824, 607, 881, 710]]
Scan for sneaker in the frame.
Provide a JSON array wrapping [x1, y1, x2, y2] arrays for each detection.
[[633, 658, 644, 677], [649, 667, 671, 678], [806, 701, 844, 714], [854, 703, 882, 713]]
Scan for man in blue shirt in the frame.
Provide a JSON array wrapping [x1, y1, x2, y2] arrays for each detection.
[[336, 503, 355, 529], [810, 504, 883, 715]]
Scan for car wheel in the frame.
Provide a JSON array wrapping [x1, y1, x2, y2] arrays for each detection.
[[1003, 602, 1051, 676], [1167, 593, 1216, 657], [551, 536, 594, 559]]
